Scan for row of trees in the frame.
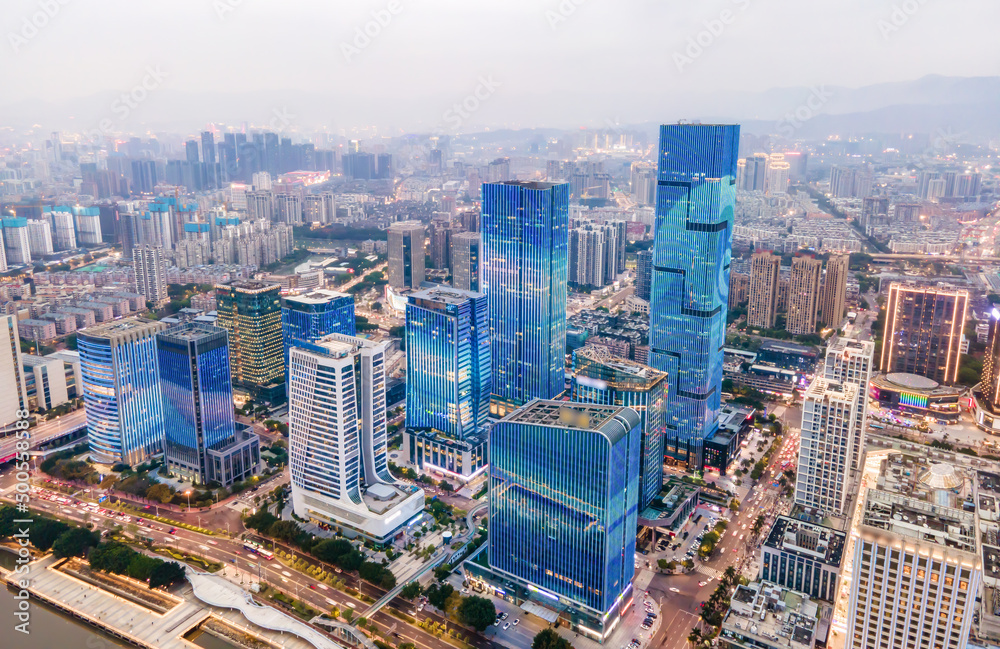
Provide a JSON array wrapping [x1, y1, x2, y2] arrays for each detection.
[[402, 582, 496, 632], [89, 541, 186, 589]]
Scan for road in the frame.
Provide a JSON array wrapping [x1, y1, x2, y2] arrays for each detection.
[[0, 409, 88, 460]]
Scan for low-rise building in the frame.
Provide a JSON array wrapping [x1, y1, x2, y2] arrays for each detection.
[[721, 581, 832, 649], [18, 319, 57, 342], [761, 517, 845, 602]]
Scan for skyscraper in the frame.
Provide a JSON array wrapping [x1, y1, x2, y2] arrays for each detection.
[[78, 318, 167, 465], [133, 244, 168, 307], [880, 283, 968, 385], [823, 337, 874, 471], [0, 315, 28, 432], [820, 254, 850, 328], [481, 181, 569, 416], [794, 377, 857, 517], [748, 251, 780, 329], [786, 256, 823, 335], [281, 289, 356, 373], [635, 249, 653, 302], [404, 287, 490, 480], [571, 346, 667, 510], [568, 224, 605, 288], [25, 219, 53, 258], [451, 232, 482, 292], [215, 280, 284, 400], [387, 221, 426, 290], [728, 272, 749, 311], [289, 334, 424, 543], [2, 218, 31, 266], [157, 323, 239, 484], [48, 208, 76, 251], [648, 124, 739, 467], [471, 400, 641, 639]]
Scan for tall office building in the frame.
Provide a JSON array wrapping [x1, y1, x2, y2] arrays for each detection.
[[289, 334, 425, 543], [571, 346, 667, 510], [749, 253, 781, 329], [820, 254, 850, 328], [404, 287, 490, 480], [823, 338, 874, 472], [387, 221, 426, 289], [2, 218, 31, 266], [450, 232, 482, 292], [481, 181, 569, 416], [281, 289, 356, 372], [78, 318, 167, 465], [635, 249, 653, 302], [26, 219, 53, 258], [880, 283, 968, 385], [848, 452, 979, 649], [133, 244, 168, 306], [215, 281, 284, 400], [0, 316, 28, 432], [786, 256, 823, 335], [794, 377, 857, 517], [469, 400, 641, 640], [157, 323, 249, 485], [648, 124, 739, 467]]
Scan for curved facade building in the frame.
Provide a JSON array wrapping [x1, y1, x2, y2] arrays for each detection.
[[869, 372, 961, 423], [78, 318, 166, 465]]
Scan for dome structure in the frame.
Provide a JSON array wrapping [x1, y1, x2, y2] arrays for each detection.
[[918, 463, 962, 490]]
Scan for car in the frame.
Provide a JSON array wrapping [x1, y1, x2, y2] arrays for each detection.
[[501, 612, 508, 620], [168, 527, 177, 534], [669, 587, 680, 593], [493, 620, 500, 627], [503, 623, 510, 630], [513, 619, 519, 626], [698, 581, 706, 587], [733, 547, 738, 553], [309, 584, 316, 589], [207, 540, 217, 545]]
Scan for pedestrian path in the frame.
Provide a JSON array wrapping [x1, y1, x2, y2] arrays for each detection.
[[695, 565, 722, 579]]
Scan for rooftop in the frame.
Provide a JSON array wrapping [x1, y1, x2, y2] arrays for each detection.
[[764, 517, 846, 568], [78, 317, 165, 342], [722, 581, 829, 649], [283, 289, 352, 305], [803, 377, 856, 402], [492, 180, 563, 190], [158, 322, 226, 343], [504, 399, 641, 445], [217, 280, 280, 293], [408, 286, 484, 306]]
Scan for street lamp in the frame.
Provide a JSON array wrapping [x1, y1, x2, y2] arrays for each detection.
[[185, 490, 192, 509]]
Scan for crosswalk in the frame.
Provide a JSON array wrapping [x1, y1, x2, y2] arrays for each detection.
[[696, 565, 722, 579]]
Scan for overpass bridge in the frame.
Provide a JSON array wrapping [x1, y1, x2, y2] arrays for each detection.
[[0, 409, 88, 463]]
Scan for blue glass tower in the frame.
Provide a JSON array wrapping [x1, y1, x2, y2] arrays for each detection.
[[481, 400, 641, 639], [157, 323, 237, 484], [281, 289, 356, 378], [571, 347, 667, 511], [481, 181, 569, 417], [78, 318, 167, 465], [405, 287, 490, 440], [648, 124, 739, 468]]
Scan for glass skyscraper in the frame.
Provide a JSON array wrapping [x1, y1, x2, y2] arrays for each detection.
[[157, 323, 236, 484], [648, 124, 740, 468], [281, 289, 356, 376], [469, 400, 641, 640], [571, 346, 667, 511], [481, 181, 569, 416], [215, 280, 284, 400], [78, 318, 167, 465]]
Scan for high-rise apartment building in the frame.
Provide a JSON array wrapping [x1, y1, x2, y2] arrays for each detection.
[[481, 181, 569, 416], [794, 377, 857, 517], [820, 254, 850, 328], [848, 451, 980, 649], [571, 346, 667, 510], [728, 272, 749, 311], [157, 323, 259, 485], [48, 208, 77, 250], [880, 283, 968, 385], [403, 287, 490, 480], [2, 218, 31, 266], [467, 400, 641, 640], [823, 338, 874, 471], [26, 219, 53, 258], [215, 281, 284, 400], [786, 256, 823, 335], [0, 316, 28, 432], [289, 334, 425, 543], [635, 249, 653, 302], [451, 232, 482, 292], [748, 251, 780, 329], [74, 206, 103, 244], [281, 289, 356, 373], [387, 221, 426, 289], [648, 124, 740, 467], [568, 224, 606, 288], [133, 244, 168, 307], [78, 318, 167, 465]]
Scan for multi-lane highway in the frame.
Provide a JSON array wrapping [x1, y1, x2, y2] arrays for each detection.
[[0, 409, 88, 461]]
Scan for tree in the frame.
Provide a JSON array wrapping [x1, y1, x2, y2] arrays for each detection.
[[33, 518, 71, 551], [401, 581, 423, 600], [149, 561, 186, 589], [244, 509, 279, 533], [52, 527, 100, 558], [313, 538, 354, 564], [657, 558, 669, 571], [426, 583, 454, 610], [688, 628, 703, 647], [145, 483, 175, 504], [532, 628, 572, 649], [723, 565, 739, 587], [459, 596, 497, 632], [753, 515, 766, 537], [729, 498, 740, 512]]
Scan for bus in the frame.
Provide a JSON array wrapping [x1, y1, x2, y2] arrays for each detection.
[[243, 540, 274, 560], [258, 548, 274, 560]]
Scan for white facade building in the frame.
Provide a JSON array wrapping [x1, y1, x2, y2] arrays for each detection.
[[50, 208, 77, 250], [133, 245, 168, 306], [823, 338, 874, 472], [795, 377, 857, 517], [26, 219, 54, 258], [2, 219, 31, 266], [0, 315, 29, 431]]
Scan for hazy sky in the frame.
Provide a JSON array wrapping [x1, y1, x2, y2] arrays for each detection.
[[2, 0, 998, 133]]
